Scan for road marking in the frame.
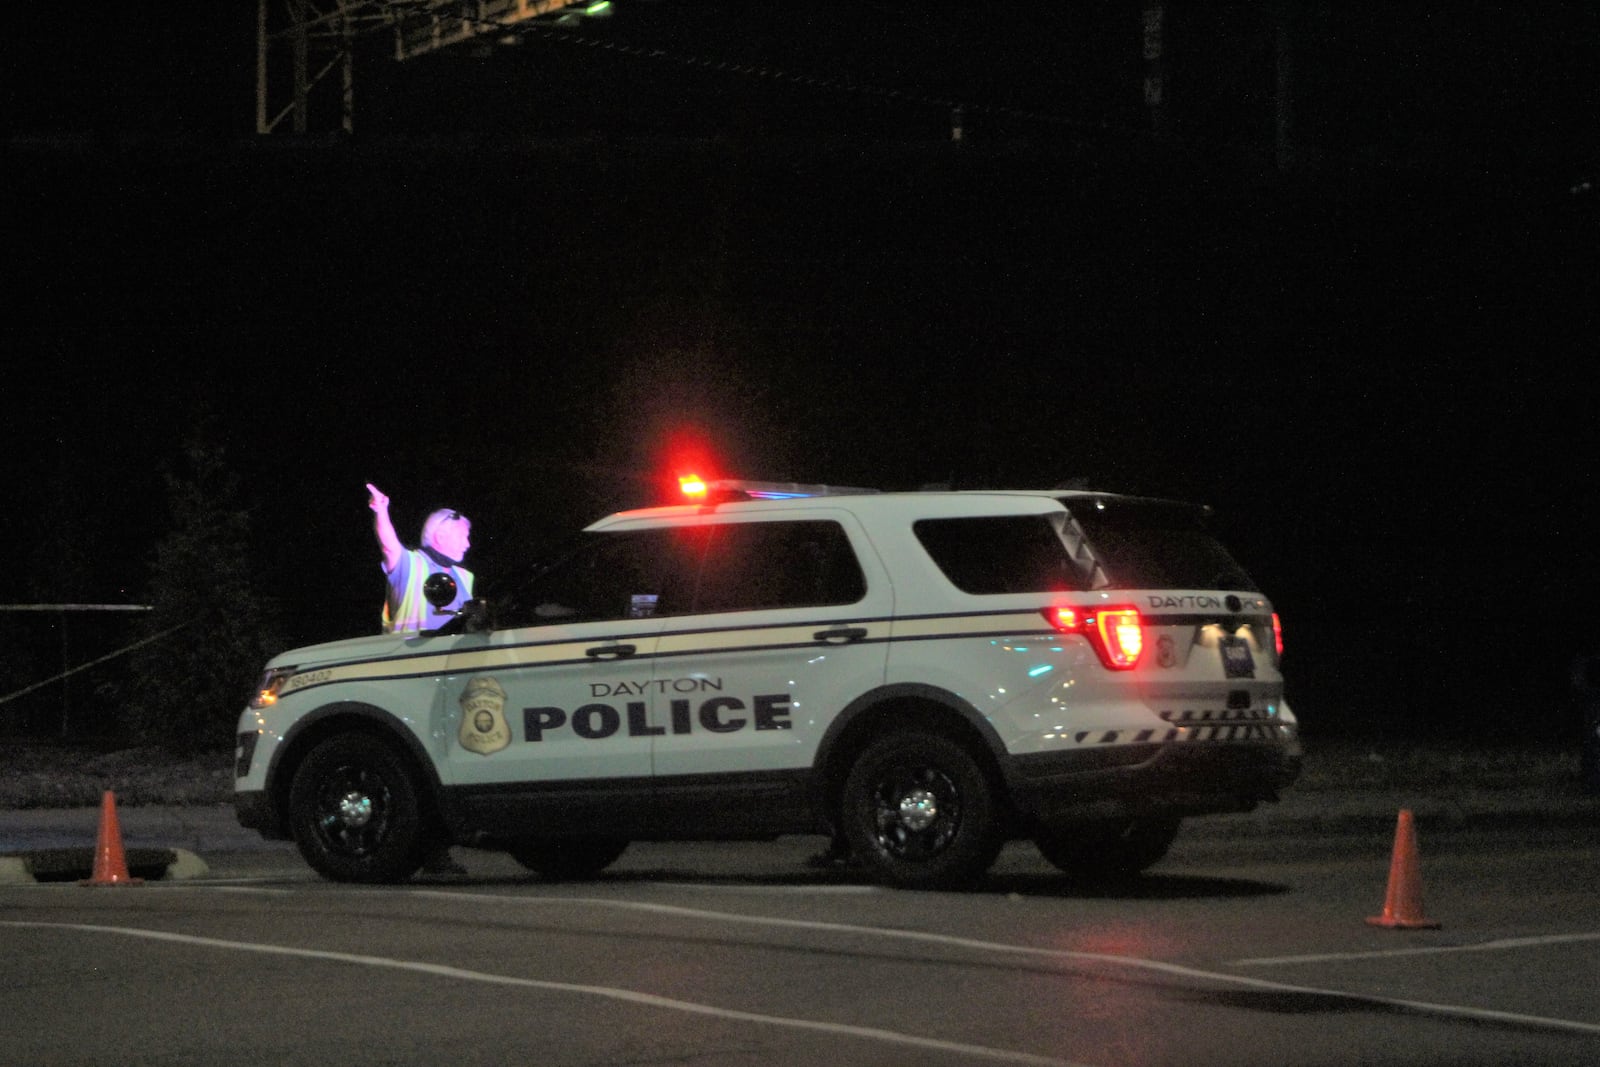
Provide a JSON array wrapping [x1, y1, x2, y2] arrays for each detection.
[[399, 891, 1600, 1036], [1232, 932, 1600, 966], [0, 919, 1092, 1067], [657, 882, 881, 895]]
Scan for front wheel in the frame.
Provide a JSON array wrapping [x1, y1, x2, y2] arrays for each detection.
[[1034, 817, 1182, 881], [841, 732, 1003, 890], [288, 733, 432, 884], [508, 838, 629, 881]]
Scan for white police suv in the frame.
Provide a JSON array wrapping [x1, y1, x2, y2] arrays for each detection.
[[236, 480, 1300, 889]]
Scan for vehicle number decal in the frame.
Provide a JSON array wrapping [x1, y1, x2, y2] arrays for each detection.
[[284, 669, 333, 692]]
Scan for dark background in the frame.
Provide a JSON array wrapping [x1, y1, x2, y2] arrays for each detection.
[[2, 1, 1596, 742]]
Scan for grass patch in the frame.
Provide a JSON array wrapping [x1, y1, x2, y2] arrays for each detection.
[[1296, 737, 1586, 793], [0, 745, 234, 809]]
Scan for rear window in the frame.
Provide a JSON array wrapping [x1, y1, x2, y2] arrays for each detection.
[[914, 515, 1085, 594], [1065, 499, 1258, 591]]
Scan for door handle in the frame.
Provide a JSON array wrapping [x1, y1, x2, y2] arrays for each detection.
[[813, 627, 868, 645], [585, 643, 637, 659]]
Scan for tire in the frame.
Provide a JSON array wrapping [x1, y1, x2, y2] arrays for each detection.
[[1034, 817, 1182, 881], [288, 733, 432, 884], [841, 731, 1003, 890], [508, 838, 629, 881]]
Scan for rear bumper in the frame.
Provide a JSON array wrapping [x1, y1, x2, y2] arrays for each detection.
[[1006, 739, 1303, 826]]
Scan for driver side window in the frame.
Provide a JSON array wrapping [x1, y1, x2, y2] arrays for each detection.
[[497, 528, 705, 628]]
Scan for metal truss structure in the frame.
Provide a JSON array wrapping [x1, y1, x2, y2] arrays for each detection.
[[256, 0, 597, 134]]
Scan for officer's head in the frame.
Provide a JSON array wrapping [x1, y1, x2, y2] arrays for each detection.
[[422, 508, 472, 562]]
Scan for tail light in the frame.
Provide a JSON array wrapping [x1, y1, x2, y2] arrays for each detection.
[[1272, 612, 1284, 657], [1042, 605, 1144, 670], [678, 473, 708, 499]]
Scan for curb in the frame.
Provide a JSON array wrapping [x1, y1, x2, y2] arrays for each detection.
[[0, 847, 210, 885], [0, 804, 272, 854], [1, 794, 1593, 883]]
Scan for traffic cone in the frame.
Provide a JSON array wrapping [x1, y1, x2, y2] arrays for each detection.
[[1365, 808, 1437, 929], [81, 790, 143, 887]]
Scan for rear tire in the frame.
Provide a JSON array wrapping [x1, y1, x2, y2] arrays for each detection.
[[288, 733, 432, 884], [508, 838, 629, 881], [1034, 817, 1181, 881], [841, 731, 1003, 890]]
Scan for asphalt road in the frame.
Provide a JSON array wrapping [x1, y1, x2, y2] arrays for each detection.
[[3, 828, 1597, 1066]]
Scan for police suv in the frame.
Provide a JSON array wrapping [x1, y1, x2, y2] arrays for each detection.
[[236, 480, 1301, 889]]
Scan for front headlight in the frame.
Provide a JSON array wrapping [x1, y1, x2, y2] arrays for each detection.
[[249, 666, 296, 709]]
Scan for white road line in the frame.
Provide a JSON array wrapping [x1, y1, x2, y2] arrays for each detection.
[[397, 890, 1600, 1036], [658, 882, 882, 895], [1232, 932, 1600, 967], [0, 920, 1092, 1067]]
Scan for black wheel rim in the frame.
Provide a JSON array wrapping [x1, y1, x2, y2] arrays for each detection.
[[310, 761, 394, 859], [870, 763, 962, 860]]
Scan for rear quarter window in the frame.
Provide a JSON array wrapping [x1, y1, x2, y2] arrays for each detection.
[[913, 515, 1084, 594]]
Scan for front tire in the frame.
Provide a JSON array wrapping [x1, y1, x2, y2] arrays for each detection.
[[288, 733, 432, 884], [841, 731, 1003, 890], [508, 838, 629, 881]]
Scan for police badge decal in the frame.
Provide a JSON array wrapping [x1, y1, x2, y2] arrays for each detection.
[[457, 677, 511, 755]]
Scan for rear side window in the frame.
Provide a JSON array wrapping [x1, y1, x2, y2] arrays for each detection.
[[914, 515, 1084, 594], [692, 521, 866, 613], [1066, 500, 1258, 591]]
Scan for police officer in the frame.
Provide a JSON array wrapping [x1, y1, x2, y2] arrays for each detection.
[[367, 483, 474, 634], [366, 482, 473, 875]]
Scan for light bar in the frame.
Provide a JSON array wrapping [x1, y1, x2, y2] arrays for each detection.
[[697, 479, 880, 500]]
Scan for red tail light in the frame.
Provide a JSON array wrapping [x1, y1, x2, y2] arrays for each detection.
[[678, 473, 708, 499], [1042, 605, 1144, 670], [1272, 612, 1284, 657]]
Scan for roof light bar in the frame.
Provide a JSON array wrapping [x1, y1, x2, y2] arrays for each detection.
[[678, 476, 880, 502]]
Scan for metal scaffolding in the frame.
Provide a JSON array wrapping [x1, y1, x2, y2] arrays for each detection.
[[256, 0, 589, 135]]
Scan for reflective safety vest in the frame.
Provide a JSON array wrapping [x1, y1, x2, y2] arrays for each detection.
[[382, 550, 473, 633]]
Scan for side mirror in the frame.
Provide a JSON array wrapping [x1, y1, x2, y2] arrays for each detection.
[[423, 572, 459, 610]]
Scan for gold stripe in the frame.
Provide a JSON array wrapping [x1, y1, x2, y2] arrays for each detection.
[[287, 612, 1056, 694]]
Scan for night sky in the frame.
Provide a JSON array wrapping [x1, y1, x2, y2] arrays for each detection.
[[3, 2, 1596, 741]]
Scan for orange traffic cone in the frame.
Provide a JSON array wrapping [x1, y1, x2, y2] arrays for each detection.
[[81, 790, 143, 887], [1365, 808, 1437, 929]]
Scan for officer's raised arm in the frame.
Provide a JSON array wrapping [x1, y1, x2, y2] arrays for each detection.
[[367, 483, 404, 573]]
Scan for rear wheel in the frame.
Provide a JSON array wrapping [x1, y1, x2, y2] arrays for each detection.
[[508, 838, 629, 881], [288, 733, 432, 884], [1034, 817, 1182, 881], [841, 731, 1003, 890]]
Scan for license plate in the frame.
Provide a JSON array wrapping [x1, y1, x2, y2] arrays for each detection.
[[1220, 636, 1256, 678]]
